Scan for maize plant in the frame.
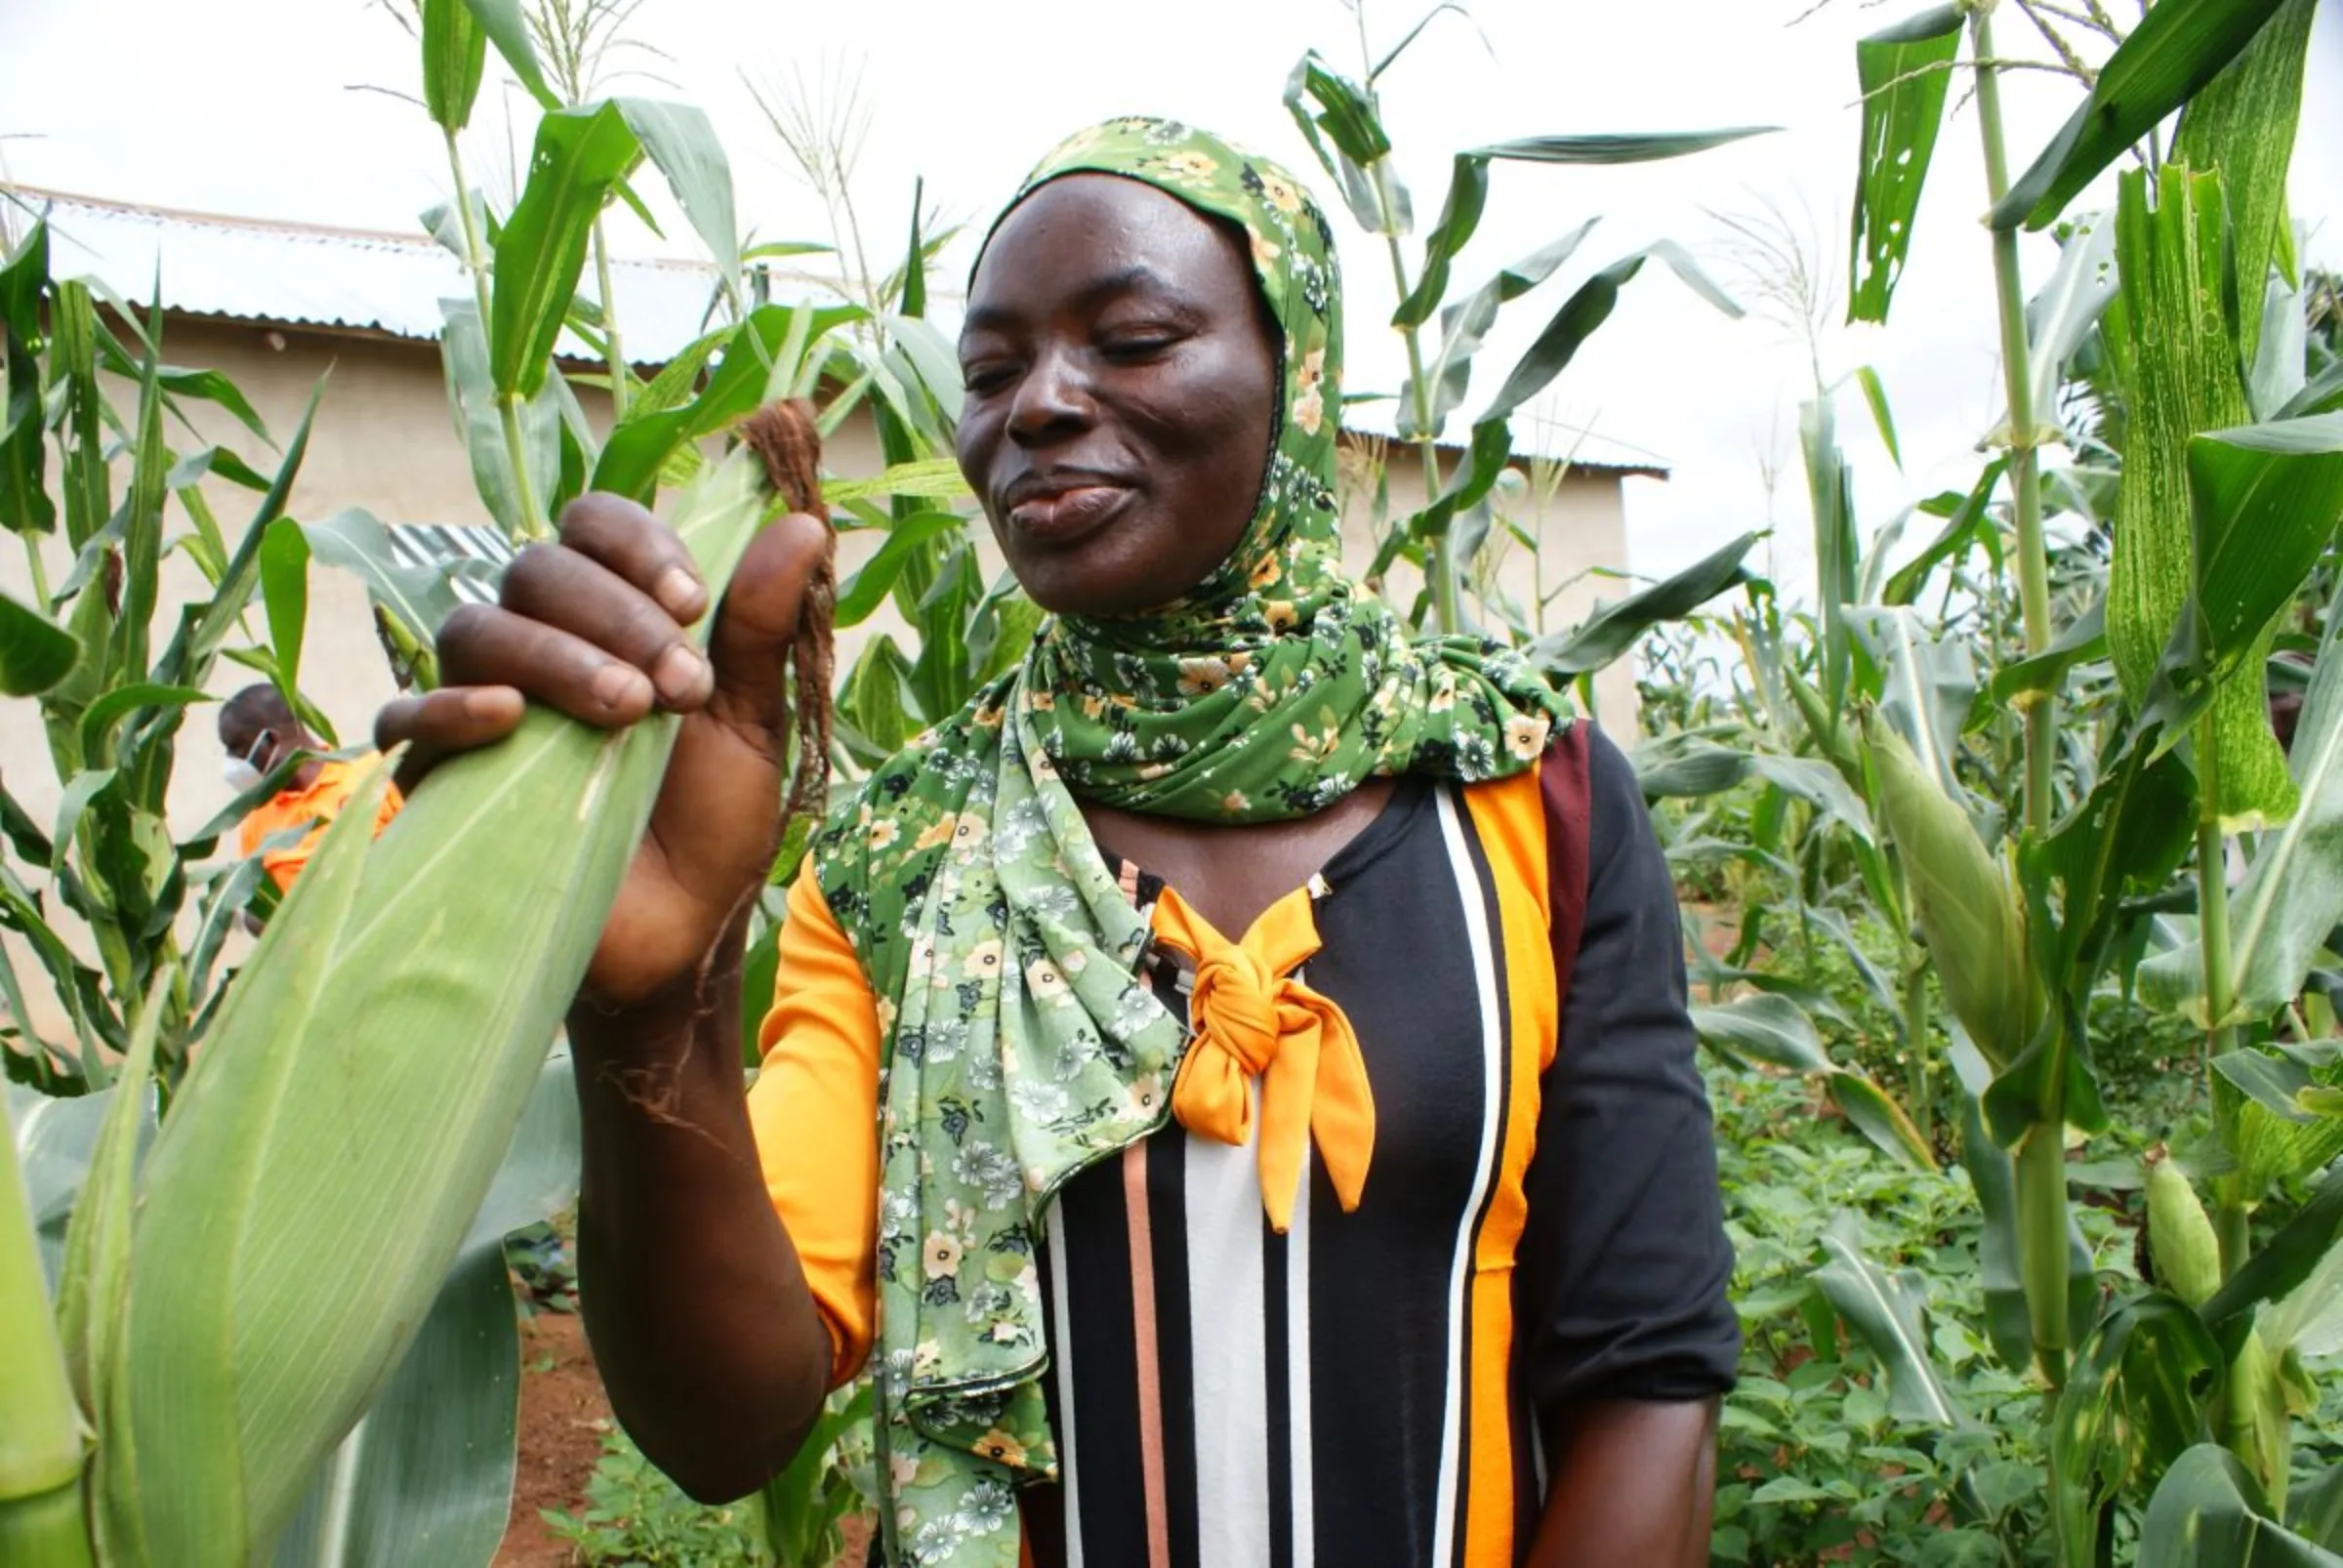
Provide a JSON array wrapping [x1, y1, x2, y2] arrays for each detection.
[[1655, 0, 2343, 1561]]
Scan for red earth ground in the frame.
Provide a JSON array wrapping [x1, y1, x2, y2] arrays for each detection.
[[492, 1307, 874, 1567]]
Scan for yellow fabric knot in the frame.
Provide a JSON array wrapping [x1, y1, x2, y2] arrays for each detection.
[[1150, 884, 1376, 1233]]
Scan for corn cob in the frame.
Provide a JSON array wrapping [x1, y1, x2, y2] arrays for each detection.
[[1867, 722, 2037, 1066], [93, 406, 833, 1564], [2144, 1151, 2223, 1309]]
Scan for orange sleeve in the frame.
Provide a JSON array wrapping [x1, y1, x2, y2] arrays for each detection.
[[747, 865, 884, 1388]]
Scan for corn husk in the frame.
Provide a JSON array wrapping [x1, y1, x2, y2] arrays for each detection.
[[1868, 722, 2038, 1067], [2145, 1154, 2223, 1309], [0, 1094, 95, 1568], [98, 447, 780, 1565]]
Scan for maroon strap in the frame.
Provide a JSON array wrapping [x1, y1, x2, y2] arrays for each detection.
[[1541, 724, 1594, 1023]]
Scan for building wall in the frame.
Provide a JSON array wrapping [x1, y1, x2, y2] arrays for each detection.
[[1344, 442, 1642, 735], [0, 313, 1642, 1038]]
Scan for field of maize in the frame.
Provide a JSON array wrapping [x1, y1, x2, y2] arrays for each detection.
[[4, 0, 2343, 1564]]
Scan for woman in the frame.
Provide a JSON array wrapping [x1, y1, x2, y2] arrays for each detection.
[[383, 120, 1736, 1568]]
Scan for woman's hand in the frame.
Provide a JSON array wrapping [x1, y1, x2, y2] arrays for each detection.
[[376, 494, 833, 1009]]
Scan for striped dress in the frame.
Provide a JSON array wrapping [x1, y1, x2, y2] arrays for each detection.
[[749, 727, 1739, 1567]]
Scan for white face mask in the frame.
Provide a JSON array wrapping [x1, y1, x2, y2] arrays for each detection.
[[223, 758, 265, 793]]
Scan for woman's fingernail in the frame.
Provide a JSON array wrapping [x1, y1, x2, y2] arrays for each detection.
[[590, 662, 649, 712], [461, 686, 515, 721], [651, 643, 711, 705], [653, 566, 707, 619]]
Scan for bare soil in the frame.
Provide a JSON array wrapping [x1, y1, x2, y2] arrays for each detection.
[[494, 1308, 609, 1568], [489, 1305, 876, 1568]]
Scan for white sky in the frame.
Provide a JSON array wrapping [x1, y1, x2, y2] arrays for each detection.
[[4, 0, 2341, 598]]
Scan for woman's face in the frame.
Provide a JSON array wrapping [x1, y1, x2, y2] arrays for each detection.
[[956, 174, 1280, 618]]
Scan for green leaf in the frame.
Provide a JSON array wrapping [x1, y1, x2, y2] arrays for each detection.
[[1747, 754, 1875, 846], [1393, 155, 1490, 329], [614, 100, 742, 312], [1813, 1211, 1964, 1426], [2186, 416, 2343, 681], [1880, 458, 2004, 607], [1847, 606, 1975, 796], [457, 0, 555, 108], [268, 1247, 518, 1568], [420, 0, 489, 133], [0, 220, 54, 537], [1825, 1071, 1937, 1173], [2110, 165, 2293, 830], [1400, 420, 1513, 552], [491, 102, 644, 400], [820, 458, 969, 508], [2215, 638, 2343, 1011], [2139, 1445, 2343, 1566], [2171, 0, 2319, 362], [52, 973, 165, 1431], [77, 683, 212, 770], [1415, 221, 1600, 438], [269, 1055, 576, 1568], [1992, 597, 2107, 706], [303, 508, 479, 644], [2042, 727, 2197, 985], [259, 518, 309, 701], [0, 589, 77, 696], [1282, 53, 1396, 236], [441, 296, 559, 538], [1994, 0, 2293, 231], [2294, 1463, 2343, 1549], [1478, 241, 1740, 427], [152, 384, 321, 691], [2199, 1164, 2343, 1354], [1469, 126, 1777, 164], [2052, 1295, 2226, 1564], [1848, 5, 1963, 324], [835, 512, 966, 629], [1952, 1037, 2038, 1375], [2025, 211, 2120, 423], [591, 303, 864, 502], [1693, 993, 1830, 1073], [1853, 365, 1904, 468], [1630, 734, 1750, 799], [1527, 531, 1755, 677]]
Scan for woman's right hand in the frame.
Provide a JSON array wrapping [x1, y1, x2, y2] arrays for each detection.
[[376, 494, 834, 1010]]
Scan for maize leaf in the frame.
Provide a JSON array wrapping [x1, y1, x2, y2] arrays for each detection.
[[2220, 1331, 2294, 1514], [107, 447, 778, 1564], [0, 1093, 94, 1567], [2172, 0, 2318, 360], [1847, 4, 1963, 325], [1868, 722, 2036, 1067], [2140, 1444, 2343, 1567], [2109, 164, 2292, 828], [1812, 1211, 1962, 1426], [2052, 1295, 2226, 1565]]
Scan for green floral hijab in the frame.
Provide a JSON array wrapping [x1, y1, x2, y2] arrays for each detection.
[[806, 117, 1570, 1567]]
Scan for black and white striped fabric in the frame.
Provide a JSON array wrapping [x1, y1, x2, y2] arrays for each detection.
[[1023, 736, 1739, 1568]]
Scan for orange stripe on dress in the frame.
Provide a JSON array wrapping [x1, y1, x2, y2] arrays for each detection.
[[1123, 1142, 1173, 1568], [1460, 763, 1559, 1565]]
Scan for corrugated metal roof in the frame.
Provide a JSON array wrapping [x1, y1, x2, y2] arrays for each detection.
[[0, 184, 777, 364], [1338, 398, 1670, 478]]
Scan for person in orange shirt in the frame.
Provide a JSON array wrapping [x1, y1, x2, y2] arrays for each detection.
[[218, 683, 403, 898]]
